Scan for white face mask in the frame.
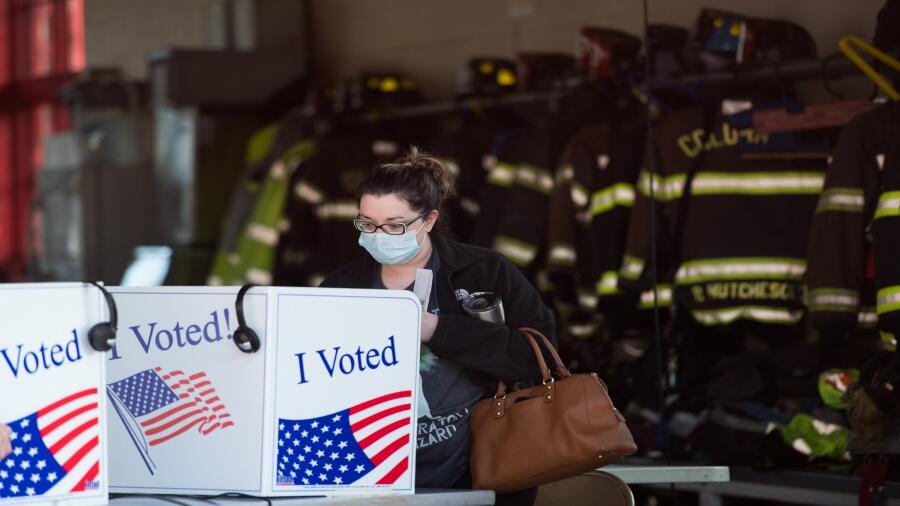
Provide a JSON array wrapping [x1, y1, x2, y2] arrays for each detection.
[[358, 223, 425, 265]]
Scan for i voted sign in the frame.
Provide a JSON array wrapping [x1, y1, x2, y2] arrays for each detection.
[[0, 283, 110, 506], [105, 286, 420, 497]]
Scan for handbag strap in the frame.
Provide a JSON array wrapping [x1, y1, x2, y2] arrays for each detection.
[[519, 327, 571, 378], [493, 331, 553, 398]]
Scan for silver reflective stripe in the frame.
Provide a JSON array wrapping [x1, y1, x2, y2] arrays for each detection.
[[557, 164, 575, 183], [620, 255, 645, 280], [246, 223, 279, 246], [639, 285, 672, 308], [692, 306, 803, 325], [517, 165, 554, 194], [809, 289, 859, 312], [570, 183, 589, 208], [877, 286, 900, 315], [315, 202, 358, 220], [548, 244, 576, 265], [270, 160, 287, 179], [858, 309, 878, 326], [493, 236, 537, 266], [578, 291, 598, 309], [596, 271, 619, 295], [874, 191, 900, 219], [691, 171, 824, 195], [295, 180, 324, 204], [816, 188, 864, 213], [245, 267, 272, 285], [487, 163, 516, 186], [590, 183, 635, 216], [676, 257, 806, 284]]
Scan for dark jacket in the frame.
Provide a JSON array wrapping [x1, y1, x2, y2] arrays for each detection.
[[320, 235, 557, 384]]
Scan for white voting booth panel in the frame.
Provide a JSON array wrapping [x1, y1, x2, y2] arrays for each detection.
[[105, 287, 421, 497], [0, 283, 110, 506]]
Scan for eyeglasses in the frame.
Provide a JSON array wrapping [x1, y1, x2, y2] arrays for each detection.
[[353, 212, 429, 235]]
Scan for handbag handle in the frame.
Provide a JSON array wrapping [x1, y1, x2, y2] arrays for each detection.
[[519, 327, 571, 378], [493, 327, 567, 399]]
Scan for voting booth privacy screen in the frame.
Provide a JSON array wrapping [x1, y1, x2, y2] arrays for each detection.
[[105, 286, 421, 496], [0, 283, 109, 506]]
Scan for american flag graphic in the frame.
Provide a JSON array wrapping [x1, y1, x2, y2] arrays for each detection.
[[276, 390, 413, 487], [107, 367, 233, 474], [0, 388, 101, 499]]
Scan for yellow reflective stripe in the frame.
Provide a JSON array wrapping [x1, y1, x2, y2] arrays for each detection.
[[874, 191, 900, 219], [638, 171, 686, 201], [245, 123, 279, 165], [620, 255, 645, 280], [314, 201, 358, 220], [808, 288, 860, 312], [548, 243, 576, 266], [487, 162, 516, 187], [676, 257, 806, 284], [246, 222, 279, 246], [516, 164, 554, 194], [590, 183, 635, 216], [570, 182, 589, 208], [883, 331, 898, 352], [691, 171, 824, 196], [639, 284, 672, 309], [295, 180, 325, 204], [493, 235, 537, 266], [877, 286, 900, 315], [692, 306, 804, 326], [596, 271, 619, 296], [816, 188, 864, 213]]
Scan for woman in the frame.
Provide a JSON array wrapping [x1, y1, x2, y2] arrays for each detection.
[[0, 424, 11, 460], [321, 148, 556, 506]]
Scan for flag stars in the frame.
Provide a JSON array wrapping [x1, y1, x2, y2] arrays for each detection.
[[318, 473, 327, 481], [332, 415, 341, 423], [29, 473, 39, 483], [36, 461, 46, 470], [27, 447, 37, 457], [333, 428, 343, 436], [14, 473, 23, 482], [8, 431, 16, 441], [298, 455, 305, 463], [283, 431, 292, 439], [293, 439, 300, 446], [9, 485, 18, 494], [287, 448, 294, 455], [354, 465, 365, 473], [292, 423, 300, 431], [321, 425, 330, 433], [311, 436, 320, 443], [26, 487, 35, 496], [310, 460, 318, 468], [338, 465, 348, 473], [311, 421, 319, 429], [316, 450, 325, 458], [304, 446, 312, 453], [13, 447, 22, 456], [324, 440, 333, 447], [301, 430, 309, 438], [0, 470, 6, 479], [282, 456, 289, 463], [279, 423, 285, 431], [330, 452, 339, 461], [20, 460, 30, 470], [338, 441, 348, 449], [345, 453, 356, 461], [334, 477, 343, 484], [21, 434, 31, 443], [302, 478, 310, 485], [324, 463, 332, 471], [19, 419, 29, 429], [305, 469, 313, 477], [47, 472, 57, 482], [289, 471, 297, 479], [293, 463, 300, 470], [278, 440, 285, 447], [5, 459, 14, 468]]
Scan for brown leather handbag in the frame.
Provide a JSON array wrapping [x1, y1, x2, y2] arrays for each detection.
[[469, 327, 637, 493]]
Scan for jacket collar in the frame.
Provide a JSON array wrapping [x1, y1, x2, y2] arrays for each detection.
[[432, 235, 487, 273]]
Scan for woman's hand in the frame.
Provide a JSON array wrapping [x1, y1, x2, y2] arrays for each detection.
[[421, 312, 438, 343], [0, 424, 11, 460]]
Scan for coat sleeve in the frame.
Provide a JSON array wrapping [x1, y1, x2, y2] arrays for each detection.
[[426, 253, 558, 384]]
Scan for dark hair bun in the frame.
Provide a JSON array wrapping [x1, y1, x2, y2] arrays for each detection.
[[395, 147, 457, 200]]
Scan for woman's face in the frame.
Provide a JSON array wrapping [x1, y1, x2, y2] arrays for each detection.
[[358, 193, 436, 244]]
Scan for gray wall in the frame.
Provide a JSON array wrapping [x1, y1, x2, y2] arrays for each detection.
[[84, 0, 883, 97]]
